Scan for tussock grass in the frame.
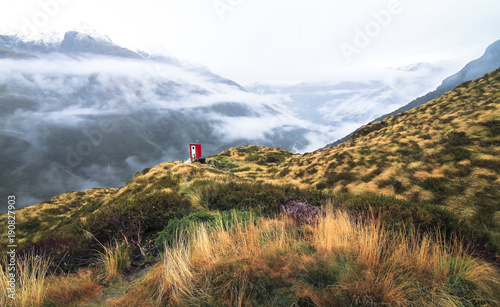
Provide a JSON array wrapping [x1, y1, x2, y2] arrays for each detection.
[[0, 188, 115, 252], [0, 253, 102, 307], [113, 209, 500, 306], [44, 268, 102, 306], [97, 240, 131, 283], [0, 252, 50, 307]]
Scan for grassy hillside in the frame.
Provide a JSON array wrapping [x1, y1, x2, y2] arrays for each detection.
[[209, 68, 500, 251], [1, 69, 500, 306]]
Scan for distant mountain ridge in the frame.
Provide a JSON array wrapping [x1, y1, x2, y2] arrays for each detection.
[[325, 39, 500, 147], [0, 31, 138, 58], [1, 31, 248, 91], [59, 31, 142, 59]]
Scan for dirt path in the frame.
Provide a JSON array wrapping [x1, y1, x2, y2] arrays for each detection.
[[80, 266, 153, 306]]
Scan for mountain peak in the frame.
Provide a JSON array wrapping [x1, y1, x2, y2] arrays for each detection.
[[0, 27, 141, 59], [62, 30, 110, 45], [59, 30, 141, 59], [68, 23, 111, 42]]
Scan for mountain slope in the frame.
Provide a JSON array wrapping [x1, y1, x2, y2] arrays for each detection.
[[326, 39, 500, 147], [374, 39, 500, 123], [210, 68, 500, 248]]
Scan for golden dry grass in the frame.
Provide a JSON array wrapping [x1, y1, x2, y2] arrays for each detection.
[[0, 252, 50, 307], [112, 209, 500, 306], [44, 269, 103, 306], [0, 254, 102, 307], [0, 188, 116, 251], [96, 240, 131, 283]]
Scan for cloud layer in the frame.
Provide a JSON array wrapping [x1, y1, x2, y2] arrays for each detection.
[[0, 54, 339, 209]]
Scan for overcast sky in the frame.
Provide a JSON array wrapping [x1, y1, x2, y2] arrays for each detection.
[[1, 0, 500, 85]]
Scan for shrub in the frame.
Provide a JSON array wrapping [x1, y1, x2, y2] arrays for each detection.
[[439, 146, 472, 162], [361, 168, 382, 182], [146, 174, 181, 191], [236, 146, 260, 154], [265, 155, 280, 163], [24, 235, 88, 272], [328, 192, 494, 253], [435, 132, 474, 163], [155, 212, 219, 248], [479, 120, 500, 136], [267, 167, 280, 174], [351, 121, 388, 138], [245, 154, 261, 162], [253, 152, 292, 166], [200, 182, 326, 216], [396, 142, 423, 161], [231, 167, 251, 173], [294, 170, 305, 178], [213, 159, 239, 170], [471, 158, 500, 173], [278, 168, 291, 177], [84, 191, 192, 247]]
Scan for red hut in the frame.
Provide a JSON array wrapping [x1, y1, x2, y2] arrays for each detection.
[[189, 143, 202, 162]]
